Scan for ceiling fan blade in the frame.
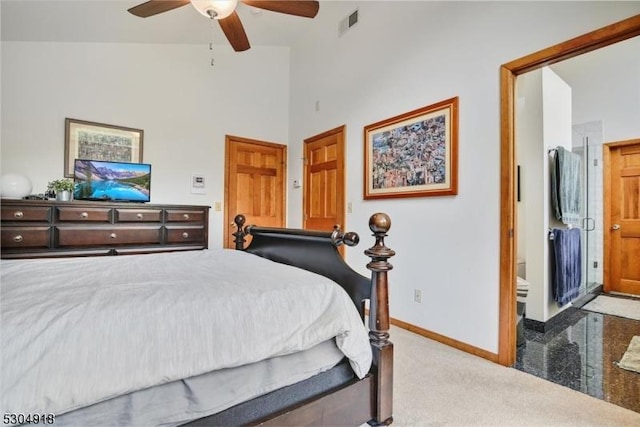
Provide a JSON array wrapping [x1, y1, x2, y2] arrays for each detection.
[[128, 0, 190, 18], [218, 11, 251, 52], [241, 1, 319, 18]]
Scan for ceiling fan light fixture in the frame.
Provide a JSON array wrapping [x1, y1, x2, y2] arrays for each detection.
[[191, 0, 237, 19]]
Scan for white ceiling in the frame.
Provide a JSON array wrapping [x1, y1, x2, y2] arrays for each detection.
[[0, 0, 321, 48]]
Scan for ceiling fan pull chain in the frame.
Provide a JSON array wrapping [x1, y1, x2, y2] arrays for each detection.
[[209, 19, 215, 67]]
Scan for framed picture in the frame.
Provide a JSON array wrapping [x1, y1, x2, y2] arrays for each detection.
[[364, 97, 458, 199], [64, 118, 144, 177]]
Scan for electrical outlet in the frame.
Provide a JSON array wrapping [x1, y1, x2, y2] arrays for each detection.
[[414, 289, 422, 303]]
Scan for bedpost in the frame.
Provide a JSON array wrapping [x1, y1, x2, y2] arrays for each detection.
[[365, 213, 395, 426], [233, 214, 247, 250]]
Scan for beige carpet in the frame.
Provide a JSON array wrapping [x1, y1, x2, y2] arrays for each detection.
[[618, 336, 640, 374], [390, 326, 640, 426], [581, 295, 640, 321]]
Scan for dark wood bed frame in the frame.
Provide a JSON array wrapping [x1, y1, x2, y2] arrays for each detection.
[[1, 200, 394, 426], [188, 213, 395, 426]]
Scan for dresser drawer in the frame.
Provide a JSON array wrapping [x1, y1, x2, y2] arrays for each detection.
[[115, 208, 162, 223], [165, 209, 207, 223], [56, 226, 162, 247], [1, 226, 51, 249], [165, 225, 206, 244], [1, 206, 51, 222], [57, 207, 112, 222]]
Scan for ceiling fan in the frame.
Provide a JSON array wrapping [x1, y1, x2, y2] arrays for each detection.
[[128, 0, 320, 52]]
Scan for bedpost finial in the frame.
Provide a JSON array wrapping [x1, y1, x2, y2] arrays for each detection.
[[369, 212, 391, 234], [343, 231, 360, 247], [234, 214, 246, 228], [365, 212, 395, 271], [330, 224, 360, 247], [233, 214, 247, 250]]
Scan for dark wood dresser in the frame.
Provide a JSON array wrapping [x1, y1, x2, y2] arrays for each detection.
[[1, 200, 210, 259]]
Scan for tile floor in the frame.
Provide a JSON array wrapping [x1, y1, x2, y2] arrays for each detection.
[[514, 295, 640, 413]]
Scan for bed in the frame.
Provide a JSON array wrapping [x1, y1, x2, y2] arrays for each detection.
[[0, 204, 394, 427]]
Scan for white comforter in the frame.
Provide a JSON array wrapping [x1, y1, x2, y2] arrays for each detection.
[[0, 250, 372, 417]]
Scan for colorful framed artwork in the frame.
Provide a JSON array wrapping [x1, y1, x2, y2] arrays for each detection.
[[364, 97, 458, 199]]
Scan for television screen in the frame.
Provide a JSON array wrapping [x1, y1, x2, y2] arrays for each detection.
[[73, 159, 151, 203]]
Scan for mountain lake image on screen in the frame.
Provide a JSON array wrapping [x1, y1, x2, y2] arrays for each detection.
[[73, 159, 151, 202]]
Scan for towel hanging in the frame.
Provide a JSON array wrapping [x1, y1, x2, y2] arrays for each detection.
[[550, 146, 582, 227], [550, 227, 582, 306], [548, 224, 574, 240]]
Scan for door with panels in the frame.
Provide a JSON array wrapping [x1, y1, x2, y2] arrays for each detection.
[[224, 135, 286, 248], [303, 125, 346, 234]]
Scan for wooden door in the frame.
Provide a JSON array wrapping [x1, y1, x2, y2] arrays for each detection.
[[224, 135, 286, 248], [303, 126, 345, 232], [604, 139, 640, 295]]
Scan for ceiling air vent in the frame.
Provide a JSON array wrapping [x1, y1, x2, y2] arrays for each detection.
[[339, 9, 359, 37]]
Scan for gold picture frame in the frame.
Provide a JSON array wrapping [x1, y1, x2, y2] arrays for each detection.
[[364, 97, 458, 199], [64, 118, 144, 177]]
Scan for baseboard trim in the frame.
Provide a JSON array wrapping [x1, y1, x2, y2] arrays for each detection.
[[523, 287, 604, 333], [365, 309, 500, 363], [523, 306, 578, 333], [390, 317, 499, 363]]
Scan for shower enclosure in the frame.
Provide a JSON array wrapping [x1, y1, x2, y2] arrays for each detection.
[[572, 120, 604, 296]]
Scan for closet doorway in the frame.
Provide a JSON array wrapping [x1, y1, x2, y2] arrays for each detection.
[[223, 135, 287, 249], [302, 125, 346, 234]]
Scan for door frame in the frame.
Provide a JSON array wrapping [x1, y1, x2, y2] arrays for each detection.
[[498, 15, 640, 366], [223, 135, 287, 248]]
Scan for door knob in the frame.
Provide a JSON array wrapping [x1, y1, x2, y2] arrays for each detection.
[[612, 224, 620, 230]]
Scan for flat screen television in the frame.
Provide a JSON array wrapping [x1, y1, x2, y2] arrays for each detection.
[[73, 159, 151, 203]]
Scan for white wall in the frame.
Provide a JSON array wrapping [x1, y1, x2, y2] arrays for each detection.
[[516, 70, 543, 319], [1, 42, 290, 248], [287, 1, 640, 353], [500, 66, 574, 324], [552, 37, 640, 143], [542, 67, 573, 320]]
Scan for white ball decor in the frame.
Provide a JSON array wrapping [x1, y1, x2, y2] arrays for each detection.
[[1, 173, 33, 199]]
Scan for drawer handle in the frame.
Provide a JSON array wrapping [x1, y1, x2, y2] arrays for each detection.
[[14, 211, 24, 219], [80, 212, 89, 219], [183, 214, 190, 220], [182, 232, 189, 239], [137, 213, 143, 219], [109, 233, 117, 239], [13, 235, 23, 243]]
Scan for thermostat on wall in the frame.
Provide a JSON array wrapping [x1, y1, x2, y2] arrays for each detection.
[[191, 174, 206, 194]]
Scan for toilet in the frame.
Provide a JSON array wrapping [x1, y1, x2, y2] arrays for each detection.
[[517, 276, 530, 304], [516, 258, 530, 346]]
